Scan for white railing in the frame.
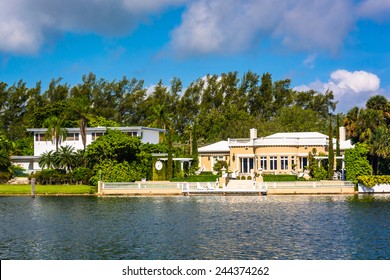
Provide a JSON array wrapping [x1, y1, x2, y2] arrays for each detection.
[[102, 181, 217, 191], [258, 181, 354, 189], [228, 138, 253, 145]]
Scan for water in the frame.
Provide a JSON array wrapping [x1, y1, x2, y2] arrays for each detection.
[[1, 195, 390, 260]]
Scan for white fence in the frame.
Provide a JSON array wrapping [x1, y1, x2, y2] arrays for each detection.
[[260, 181, 355, 189]]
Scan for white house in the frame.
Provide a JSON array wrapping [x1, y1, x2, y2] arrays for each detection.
[[11, 126, 165, 173]]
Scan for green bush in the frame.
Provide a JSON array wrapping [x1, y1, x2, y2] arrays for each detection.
[[313, 166, 328, 180], [345, 143, 372, 182], [213, 160, 228, 174], [73, 167, 92, 184], [0, 171, 11, 183], [357, 175, 390, 188], [89, 160, 145, 186]]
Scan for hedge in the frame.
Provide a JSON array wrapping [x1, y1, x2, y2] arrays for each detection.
[[357, 175, 390, 188]]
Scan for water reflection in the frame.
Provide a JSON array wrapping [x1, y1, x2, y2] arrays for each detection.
[[1, 195, 390, 259]]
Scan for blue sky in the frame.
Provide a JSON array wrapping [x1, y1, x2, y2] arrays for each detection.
[[1, 0, 390, 112]]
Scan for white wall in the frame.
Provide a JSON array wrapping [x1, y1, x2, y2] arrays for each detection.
[[142, 130, 160, 144], [33, 128, 161, 156]]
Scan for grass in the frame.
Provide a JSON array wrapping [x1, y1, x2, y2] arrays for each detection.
[[263, 174, 301, 182], [0, 184, 97, 195]]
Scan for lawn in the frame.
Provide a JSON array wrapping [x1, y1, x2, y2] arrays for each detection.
[[0, 184, 97, 195]]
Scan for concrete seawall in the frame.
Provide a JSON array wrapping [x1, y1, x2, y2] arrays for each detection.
[[99, 180, 356, 196]]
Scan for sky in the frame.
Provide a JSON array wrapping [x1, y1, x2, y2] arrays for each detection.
[[1, 0, 390, 112]]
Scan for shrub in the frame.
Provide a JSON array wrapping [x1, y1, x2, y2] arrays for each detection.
[[263, 175, 298, 182], [213, 160, 228, 174], [89, 160, 145, 186], [73, 167, 93, 184], [357, 175, 390, 188], [345, 143, 372, 182], [0, 171, 11, 183]]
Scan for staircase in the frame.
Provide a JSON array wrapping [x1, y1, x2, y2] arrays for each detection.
[[226, 179, 257, 190]]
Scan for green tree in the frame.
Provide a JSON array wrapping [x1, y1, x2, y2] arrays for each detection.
[[43, 116, 67, 151], [372, 126, 390, 173], [328, 119, 334, 179], [345, 143, 372, 181], [38, 151, 57, 169], [55, 145, 77, 171], [336, 114, 342, 171], [85, 129, 141, 168], [68, 94, 92, 150]]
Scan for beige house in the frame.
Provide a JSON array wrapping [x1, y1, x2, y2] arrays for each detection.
[[198, 128, 353, 175]]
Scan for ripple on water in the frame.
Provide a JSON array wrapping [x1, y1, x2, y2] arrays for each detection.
[[1, 195, 390, 259]]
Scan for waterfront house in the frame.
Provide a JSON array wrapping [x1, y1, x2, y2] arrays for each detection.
[[11, 126, 165, 173], [198, 127, 354, 176]]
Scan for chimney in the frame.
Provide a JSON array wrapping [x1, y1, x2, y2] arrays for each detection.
[[250, 128, 257, 140], [339, 126, 346, 142]]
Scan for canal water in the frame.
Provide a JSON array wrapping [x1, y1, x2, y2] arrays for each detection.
[[1, 195, 390, 260]]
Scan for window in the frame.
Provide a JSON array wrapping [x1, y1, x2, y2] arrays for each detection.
[[92, 132, 104, 140], [270, 156, 277, 170], [301, 157, 308, 169], [66, 133, 79, 141], [214, 156, 224, 162], [125, 131, 138, 137], [281, 156, 288, 170], [240, 158, 254, 173], [35, 133, 46, 141], [260, 156, 267, 170]]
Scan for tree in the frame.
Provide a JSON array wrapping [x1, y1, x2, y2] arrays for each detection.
[[55, 145, 77, 171], [43, 116, 67, 151], [345, 143, 372, 182], [328, 118, 334, 179], [336, 114, 342, 171], [38, 151, 57, 169], [372, 126, 390, 173], [68, 94, 92, 150], [85, 129, 142, 168]]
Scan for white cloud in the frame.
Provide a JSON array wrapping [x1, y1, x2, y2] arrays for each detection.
[[294, 69, 381, 111], [169, 0, 355, 56], [1, 0, 390, 56], [123, 0, 187, 13], [357, 0, 390, 21], [329, 69, 380, 93], [0, 0, 185, 54]]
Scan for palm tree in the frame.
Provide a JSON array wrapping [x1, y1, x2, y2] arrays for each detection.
[[43, 116, 67, 151], [69, 94, 92, 151], [38, 151, 56, 169], [372, 126, 390, 173], [55, 145, 76, 171], [148, 104, 172, 131]]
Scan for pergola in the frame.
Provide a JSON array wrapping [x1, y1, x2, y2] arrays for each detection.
[[314, 155, 346, 180]]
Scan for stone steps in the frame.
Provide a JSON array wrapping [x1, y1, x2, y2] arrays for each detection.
[[226, 179, 256, 190]]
